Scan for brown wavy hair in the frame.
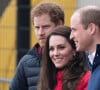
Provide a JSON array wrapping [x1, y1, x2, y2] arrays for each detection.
[[31, 2, 64, 25], [38, 25, 89, 90]]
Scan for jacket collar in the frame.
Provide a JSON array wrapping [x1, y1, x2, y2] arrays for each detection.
[[91, 44, 100, 72]]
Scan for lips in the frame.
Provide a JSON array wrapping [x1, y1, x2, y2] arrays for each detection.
[[54, 58, 63, 63], [39, 36, 46, 40], [39, 38, 46, 41]]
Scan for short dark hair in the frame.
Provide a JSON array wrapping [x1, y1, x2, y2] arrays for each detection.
[[77, 6, 100, 29]]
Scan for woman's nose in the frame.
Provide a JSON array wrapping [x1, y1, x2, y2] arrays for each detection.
[[54, 49, 59, 56]]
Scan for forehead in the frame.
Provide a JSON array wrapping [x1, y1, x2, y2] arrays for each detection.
[[33, 14, 55, 26], [49, 35, 67, 45], [71, 12, 81, 23], [70, 12, 81, 28], [34, 14, 51, 22]]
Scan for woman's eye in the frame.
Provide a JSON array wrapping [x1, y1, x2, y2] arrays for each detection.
[[59, 46, 65, 49], [49, 47, 54, 51]]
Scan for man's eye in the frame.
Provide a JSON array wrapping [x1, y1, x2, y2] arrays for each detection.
[[35, 27, 39, 30], [43, 26, 49, 29], [34, 26, 39, 30]]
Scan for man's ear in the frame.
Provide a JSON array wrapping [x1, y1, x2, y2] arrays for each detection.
[[58, 20, 64, 25], [88, 23, 96, 35]]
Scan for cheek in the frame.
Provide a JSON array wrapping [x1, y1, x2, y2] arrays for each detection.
[[34, 31, 38, 37], [45, 30, 52, 37], [79, 34, 87, 42], [47, 26, 55, 33], [76, 32, 80, 38], [46, 31, 51, 36], [62, 50, 73, 59], [63, 52, 71, 59], [49, 51, 53, 60]]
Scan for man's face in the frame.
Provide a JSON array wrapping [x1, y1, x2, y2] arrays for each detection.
[[70, 13, 92, 52], [33, 14, 56, 48]]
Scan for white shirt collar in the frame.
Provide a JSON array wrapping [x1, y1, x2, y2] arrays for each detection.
[[88, 51, 96, 65]]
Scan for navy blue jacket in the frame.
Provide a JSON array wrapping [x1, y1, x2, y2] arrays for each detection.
[[9, 44, 41, 90], [87, 44, 100, 90]]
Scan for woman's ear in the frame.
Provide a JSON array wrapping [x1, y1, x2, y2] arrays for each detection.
[[72, 50, 76, 57]]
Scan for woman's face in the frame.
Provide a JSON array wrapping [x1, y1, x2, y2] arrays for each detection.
[[49, 35, 75, 69]]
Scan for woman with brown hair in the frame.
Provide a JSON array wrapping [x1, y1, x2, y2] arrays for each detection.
[[38, 25, 90, 90]]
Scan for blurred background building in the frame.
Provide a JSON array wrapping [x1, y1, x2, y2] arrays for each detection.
[[0, 0, 100, 90]]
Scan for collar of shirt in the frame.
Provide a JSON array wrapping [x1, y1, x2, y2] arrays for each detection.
[[88, 51, 96, 65]]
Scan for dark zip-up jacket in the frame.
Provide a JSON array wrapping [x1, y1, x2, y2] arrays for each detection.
[[9, 44, 41, 90], [87, 44, 100, 90]]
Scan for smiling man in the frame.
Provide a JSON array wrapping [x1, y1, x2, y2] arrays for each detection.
[[70, 5, 100, 90]]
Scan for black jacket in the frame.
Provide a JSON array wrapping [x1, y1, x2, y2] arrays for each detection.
[[9, 44, 41, 90]]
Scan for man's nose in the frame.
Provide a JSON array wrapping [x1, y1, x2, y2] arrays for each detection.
[[38, 28, 45, 35], [70, 32, 74, 40]]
